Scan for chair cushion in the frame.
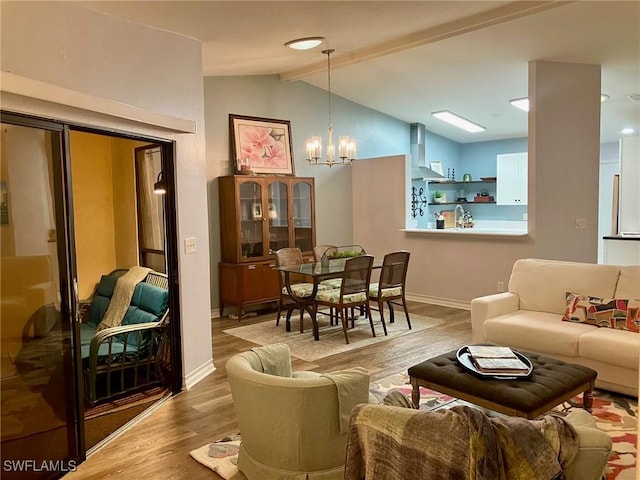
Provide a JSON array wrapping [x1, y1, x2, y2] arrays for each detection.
[[130, 282, 169, 317], [316, 288, 367, 304], [88, 275, 118, 328], [320, 278, 343, 289], [368, 283, 402, 298], [282, 283, 327, 297]]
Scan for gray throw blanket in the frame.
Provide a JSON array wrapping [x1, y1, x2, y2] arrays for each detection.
[[321, 367, 370, 434], [344, 404, 579, 480]]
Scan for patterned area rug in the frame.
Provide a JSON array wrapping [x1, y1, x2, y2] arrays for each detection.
[[222, 312, 443, 362], [192, 372, 637, 480]]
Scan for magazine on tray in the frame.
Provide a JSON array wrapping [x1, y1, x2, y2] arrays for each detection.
[[467, 345, 529, 373]]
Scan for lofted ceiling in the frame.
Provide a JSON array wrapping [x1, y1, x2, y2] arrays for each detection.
[[81, 1, 640, 144]]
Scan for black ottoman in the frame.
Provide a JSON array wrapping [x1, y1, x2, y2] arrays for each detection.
[[408, 349, 597, 419]]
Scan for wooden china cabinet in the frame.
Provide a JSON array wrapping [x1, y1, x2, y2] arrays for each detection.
[[218, 175, 316, 319]]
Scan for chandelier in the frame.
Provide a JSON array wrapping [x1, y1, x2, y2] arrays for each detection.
[[306, 49, 356, 166]]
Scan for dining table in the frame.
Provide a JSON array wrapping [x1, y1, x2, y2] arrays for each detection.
[[276, 258, 381, 341]]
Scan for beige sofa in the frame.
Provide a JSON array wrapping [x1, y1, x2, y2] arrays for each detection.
[[471, 258, 640, 396]]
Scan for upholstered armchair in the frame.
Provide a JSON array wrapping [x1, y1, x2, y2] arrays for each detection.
[[226, 344, 375, 480], [345, 404, 612, 480]]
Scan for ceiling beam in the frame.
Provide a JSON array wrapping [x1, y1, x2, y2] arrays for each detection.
[[280, 1, 573, 82]]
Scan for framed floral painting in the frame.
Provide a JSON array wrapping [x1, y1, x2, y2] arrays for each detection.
[[229, 114, 295, 175]]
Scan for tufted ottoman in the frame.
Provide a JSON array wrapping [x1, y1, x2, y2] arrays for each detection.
[[408, 349, 597, 419]]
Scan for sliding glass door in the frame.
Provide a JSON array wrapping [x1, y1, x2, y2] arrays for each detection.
[[1, 115, 83, 478]]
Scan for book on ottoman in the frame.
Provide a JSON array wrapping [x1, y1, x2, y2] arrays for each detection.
[[467, 346, 529, 373]]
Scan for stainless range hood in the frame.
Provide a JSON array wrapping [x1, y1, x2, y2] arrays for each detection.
[[410, 122, 447, 181]]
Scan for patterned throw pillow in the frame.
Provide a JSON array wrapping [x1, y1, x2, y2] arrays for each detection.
[[562, 292, 640, 333]]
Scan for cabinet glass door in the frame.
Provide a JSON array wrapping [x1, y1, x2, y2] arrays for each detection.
[[292, 181, 313, 253], [267, 181, 289, 255], [239, 180, 264, 259]]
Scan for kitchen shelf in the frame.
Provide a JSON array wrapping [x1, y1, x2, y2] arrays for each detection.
[[429, 201, 496, 205], [428, 180, 495, 185]]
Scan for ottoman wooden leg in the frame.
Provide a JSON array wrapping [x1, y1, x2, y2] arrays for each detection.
[[583, 388, 593, 413], [411, 379, 421, 409]]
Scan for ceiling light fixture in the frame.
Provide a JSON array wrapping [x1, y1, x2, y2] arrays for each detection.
[[620, 128, 635, 135], [284, 37, 325, 50], [510, 93, 609, 112], [431, 111, 485, 133], [306, 49, 356, 166], [509, 97, 530, 112]]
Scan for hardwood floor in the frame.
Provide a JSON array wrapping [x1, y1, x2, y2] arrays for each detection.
[[65, 301, 471, 479]]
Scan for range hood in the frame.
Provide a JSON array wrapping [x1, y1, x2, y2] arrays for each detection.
[[410, 122, 447, 181]]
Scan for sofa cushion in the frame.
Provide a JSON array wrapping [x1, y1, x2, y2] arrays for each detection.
[[509, 259, 621, 315], [579, 327, 640, 368], [88, 275, 119, 328], [484, 311, 596, 357], [130, 282, 168, 317], [562, 292, 640, 332], [615, 266, 640, 299]]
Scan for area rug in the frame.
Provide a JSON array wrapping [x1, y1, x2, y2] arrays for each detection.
[[223, 312, 443, 362], [191, 372, 637, 480]]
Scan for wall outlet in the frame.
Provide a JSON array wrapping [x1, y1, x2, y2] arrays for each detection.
[[497, 281, 505, 292], [184, 237, 197, 254]]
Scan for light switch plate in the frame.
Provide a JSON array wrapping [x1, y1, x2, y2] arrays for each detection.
[[184, 237, 197, 254]]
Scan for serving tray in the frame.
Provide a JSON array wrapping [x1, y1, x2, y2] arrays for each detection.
[[456, 346, 533, 380]]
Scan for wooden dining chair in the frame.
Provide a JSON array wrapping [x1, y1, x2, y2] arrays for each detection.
[[368, 251, 411, 335], [314, 254, 375, 344], [274, 247, 319, 333]]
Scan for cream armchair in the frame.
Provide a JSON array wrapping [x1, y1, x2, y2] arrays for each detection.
[[226, 344, 374, 480]]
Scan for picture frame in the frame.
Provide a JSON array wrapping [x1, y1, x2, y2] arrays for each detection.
[[229, 114, 295, 176], [429, 161, 444, 176], [252, 202, 263, 220]]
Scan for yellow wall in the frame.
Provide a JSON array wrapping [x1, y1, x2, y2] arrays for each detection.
[[70, 132, 145, 298]]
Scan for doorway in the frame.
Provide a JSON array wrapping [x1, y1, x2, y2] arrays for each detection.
[[0, 113, 182, 477]]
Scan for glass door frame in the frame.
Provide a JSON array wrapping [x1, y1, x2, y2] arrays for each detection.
[[1, 110, 184, 460], [1, 111, 85, 468]]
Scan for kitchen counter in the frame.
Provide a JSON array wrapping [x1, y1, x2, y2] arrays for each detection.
[[402, 220, 528, 237]]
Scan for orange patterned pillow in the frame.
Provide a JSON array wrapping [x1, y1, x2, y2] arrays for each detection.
[[562, 292, 640, 333]]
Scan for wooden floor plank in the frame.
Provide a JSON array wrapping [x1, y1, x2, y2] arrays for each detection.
[[65, 301, 471, 479]]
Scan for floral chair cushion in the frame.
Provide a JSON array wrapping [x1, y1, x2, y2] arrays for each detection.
[[316, 289, 367, 304], [320, 278, 343, 289], [282, 283, 331, 298], [368, 283, 403, 298]]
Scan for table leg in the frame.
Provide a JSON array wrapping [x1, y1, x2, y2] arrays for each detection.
[[411, 379, 421, 409], [583, 388, 593, 413]]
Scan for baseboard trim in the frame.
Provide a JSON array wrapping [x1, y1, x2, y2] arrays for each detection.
[[406, 293, 471, 311], [183, 359, 216, 390]]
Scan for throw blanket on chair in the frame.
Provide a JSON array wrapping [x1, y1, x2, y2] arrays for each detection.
[[251, 343, 292, 377], [344, 404, 579, 480], [321, 367, 370, 434], [97, 266, 151, 331]]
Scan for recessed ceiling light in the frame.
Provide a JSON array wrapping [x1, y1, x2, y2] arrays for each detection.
[[284, 37, 325, 50], [432, 111, 485, 133], [620, 128, 635, 135]]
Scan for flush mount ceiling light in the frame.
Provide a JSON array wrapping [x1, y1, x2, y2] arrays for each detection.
[[510, 94, 609, 112], [431, 111, 485, 133], [284, 37, 325, 50], [620, 127, 635, 135]]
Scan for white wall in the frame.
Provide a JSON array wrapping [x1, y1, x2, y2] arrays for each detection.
[[1, 2, 213, 384]]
